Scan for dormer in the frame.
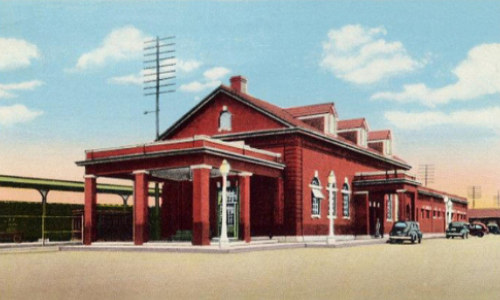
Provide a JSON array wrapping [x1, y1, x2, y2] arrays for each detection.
[[368, 130, 392, 156], [284, 103, 338, 135], [337, 118, 369, 147]]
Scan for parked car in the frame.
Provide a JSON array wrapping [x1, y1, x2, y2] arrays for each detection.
[[487, 223, 500, 234], [389, 221, 422, 244], [469, 222, 489, 237], [446, 222, 469, 239]]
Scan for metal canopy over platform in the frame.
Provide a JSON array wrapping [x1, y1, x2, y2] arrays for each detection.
[[0, 174, 156, 196]]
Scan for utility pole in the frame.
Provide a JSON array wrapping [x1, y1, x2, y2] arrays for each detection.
[[495, 190, 500, 208], [143, 36, 176, 240], [418, 164, 434, 187], [468, 186, 481, 209]]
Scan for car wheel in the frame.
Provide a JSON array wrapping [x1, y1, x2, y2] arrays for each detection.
[[452, 236, 455, 239], [411, 235, 416, 244], [466, 233, 469, 239], [418, 237, 422, 244], [446, 235, 450, 239], [462, 234, 465, 239], [479, 232, 484, 238]]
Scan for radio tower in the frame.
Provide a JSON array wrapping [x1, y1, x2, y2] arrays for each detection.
[[143, 36, 176, 240]]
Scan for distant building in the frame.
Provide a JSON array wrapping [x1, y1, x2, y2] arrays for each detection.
[[77, 75, 468, 246], [468, 209, 500, 226]]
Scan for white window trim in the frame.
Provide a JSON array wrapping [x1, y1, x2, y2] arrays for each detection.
[[310, 174, 324, 218], [387, 194, 393, 222], [341, 179, 351, 219], [218, 109, 232, 132]]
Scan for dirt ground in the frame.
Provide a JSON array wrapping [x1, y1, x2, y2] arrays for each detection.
[[1, 235, 499, 300]]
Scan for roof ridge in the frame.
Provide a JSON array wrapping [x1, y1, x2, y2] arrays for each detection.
[[284, 102, 335, 109]]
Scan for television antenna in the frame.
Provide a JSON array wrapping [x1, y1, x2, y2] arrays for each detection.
[[143, 36, 176, 140], [143, 36, 176, 240]]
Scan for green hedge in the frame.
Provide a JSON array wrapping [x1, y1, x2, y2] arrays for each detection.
[[0, 201, 134, 242]]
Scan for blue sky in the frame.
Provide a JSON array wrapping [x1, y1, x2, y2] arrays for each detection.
[[1, 1, 499, 204]]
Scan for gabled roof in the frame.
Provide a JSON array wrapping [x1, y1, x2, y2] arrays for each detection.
[[219, 85, 316, 130], [368, 130, 391, 141], [468, 209, 500, 219], [337, 118, 368, 130], [284, 103, 337, 118], [158, 84, 410, 169], [158, 85, 318, 140]]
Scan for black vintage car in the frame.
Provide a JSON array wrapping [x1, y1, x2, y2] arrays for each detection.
[[389, 221, 422, 244], [487, 223, 500, 234], [446, 222, 469, 239], [469, 222, 488, 237]]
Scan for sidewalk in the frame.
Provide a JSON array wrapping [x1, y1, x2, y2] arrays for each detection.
[[1, 233, 446, 254]]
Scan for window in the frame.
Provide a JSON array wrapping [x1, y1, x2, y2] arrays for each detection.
[[342, 179, 350, 218], [387, 194, 393, 221], [310, 176, 324, 217], [219, 109, 232, 131]]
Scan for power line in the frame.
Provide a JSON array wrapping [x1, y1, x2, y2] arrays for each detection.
[[418, 164, 434, 187], [467, 186, 482, 208]]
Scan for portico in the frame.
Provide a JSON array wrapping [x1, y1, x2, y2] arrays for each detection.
[[77, 135, 284, 246]]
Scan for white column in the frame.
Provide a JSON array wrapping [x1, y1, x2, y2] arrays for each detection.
[[219, 160, 230, 248], [327, 171, 336, 244], [219, 174, 229, 246]]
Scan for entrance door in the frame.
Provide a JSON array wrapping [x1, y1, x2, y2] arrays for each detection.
[[216, 183, 239, 239]]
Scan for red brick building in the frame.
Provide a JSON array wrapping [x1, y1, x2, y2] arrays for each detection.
[[77, 75, 468, 246]]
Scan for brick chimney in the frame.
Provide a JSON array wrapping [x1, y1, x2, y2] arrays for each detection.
[[230, 75, 248, 94]]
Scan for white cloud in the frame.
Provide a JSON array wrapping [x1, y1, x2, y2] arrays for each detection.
[[385, 106, 500, 130], [108, 58, 201, 86], [108, 73, 143, 85], [73, 26, 149, 71], [179, 80, 221, 92], [0, 104, 43, 126], [372, 43, 500, 107], [320, 24, 423, 84], [178, 59, 202, 73], [179, 66, 230, 93], [0, 80, 44, 99], [0, 38, 40, 71], [203, 67, 230, 81]]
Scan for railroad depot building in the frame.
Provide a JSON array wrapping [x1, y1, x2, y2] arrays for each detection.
[[77, 76, 468, 246]]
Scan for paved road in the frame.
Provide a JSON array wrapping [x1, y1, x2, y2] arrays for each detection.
[[1, 235, 499, 299]]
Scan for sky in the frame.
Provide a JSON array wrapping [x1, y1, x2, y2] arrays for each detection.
[[1, 0, 499, 207]]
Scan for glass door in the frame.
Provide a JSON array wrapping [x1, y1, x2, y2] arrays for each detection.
[[216, 181, 239, 239]]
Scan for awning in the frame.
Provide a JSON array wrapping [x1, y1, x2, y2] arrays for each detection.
[[312, 188, 325, 199]]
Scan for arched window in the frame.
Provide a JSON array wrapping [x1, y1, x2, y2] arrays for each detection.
[[310, 176, 324, 217], [219, 110, 232, 131], [342, 179, 350, 218]]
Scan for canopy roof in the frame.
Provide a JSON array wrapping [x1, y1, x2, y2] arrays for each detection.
[[0, 174, 155, 195]]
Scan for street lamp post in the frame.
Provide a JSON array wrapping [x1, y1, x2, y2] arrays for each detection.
[[327, 171, 337, 244], [219, 159, 230, 248]]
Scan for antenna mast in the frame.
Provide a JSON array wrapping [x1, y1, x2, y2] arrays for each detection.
[[143, 36, 176, 240], [143, 36, 176, 140]]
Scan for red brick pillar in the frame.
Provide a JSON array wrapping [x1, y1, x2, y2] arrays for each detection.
[[191, 165, 211, 246], [239, 172, 252, 243], [84, 175, 97, 245], [362, 192, 370, 236], [396, 190, 406, 221], [133, 170, 149, 245]]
